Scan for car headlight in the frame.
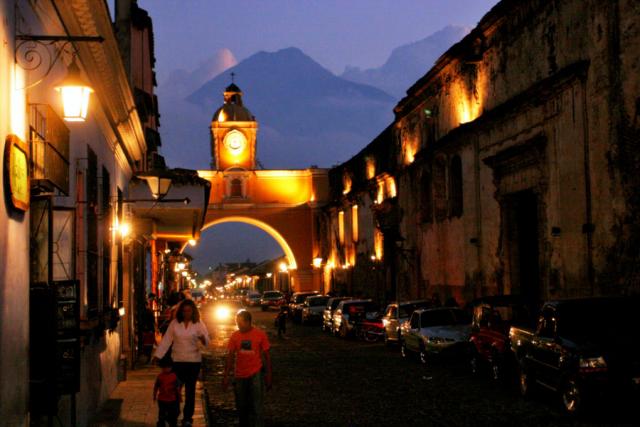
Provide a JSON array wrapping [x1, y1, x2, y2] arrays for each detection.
[[382, 319, 389, 326], [214, 306, 231, 321], [579, 356, 607, 370]]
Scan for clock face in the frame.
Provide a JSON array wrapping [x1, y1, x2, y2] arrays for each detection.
[[224, 131, 246, 155]]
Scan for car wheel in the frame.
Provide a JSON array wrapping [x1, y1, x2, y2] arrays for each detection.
[[419, 345, 428, 365], [518, 365, 534, 398], [401, 341, 408, 359], [383, 331, 390, 346], [561, 378, 582, 414]]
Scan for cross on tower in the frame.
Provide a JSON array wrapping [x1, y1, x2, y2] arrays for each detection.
[[230, 72, 235, 83]]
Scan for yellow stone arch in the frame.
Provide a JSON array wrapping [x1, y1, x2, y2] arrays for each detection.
[[181, 216, 298, 269]]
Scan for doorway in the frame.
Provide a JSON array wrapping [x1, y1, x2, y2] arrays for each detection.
[[504, 190, 541, 304]]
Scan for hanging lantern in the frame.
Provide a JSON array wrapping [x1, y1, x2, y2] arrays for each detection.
[[54, 57, 94, 122]]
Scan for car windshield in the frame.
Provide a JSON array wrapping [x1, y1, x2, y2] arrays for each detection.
[[308, 297, 329, 307], [264, 292, 282, 298], [399, 301, 431, 318], [331, 298, 347, 309], [421, 309, 470, 327], [294, 294, 314, 303], [346, 302, 377, 317], [558, 299, 640, 340]]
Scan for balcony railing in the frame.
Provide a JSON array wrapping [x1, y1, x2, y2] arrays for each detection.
[[29, 104, 70, 195]]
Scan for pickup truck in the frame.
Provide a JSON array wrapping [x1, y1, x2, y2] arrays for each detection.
[[510, 296, 640, 414]]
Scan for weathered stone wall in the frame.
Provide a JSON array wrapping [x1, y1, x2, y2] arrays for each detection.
[[392, 0, 640, 303]]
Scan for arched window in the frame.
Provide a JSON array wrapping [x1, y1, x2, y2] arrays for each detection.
[[230, 178, 243, 197], [433, 156, 448, 221], [449, 155, 463, 217], [420, 170, 433, 223]]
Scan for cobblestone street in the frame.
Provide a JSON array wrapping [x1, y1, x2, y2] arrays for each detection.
[[200, 305, 635, 427]]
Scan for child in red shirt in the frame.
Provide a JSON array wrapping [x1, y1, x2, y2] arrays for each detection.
[[153, 358, 182, 427]]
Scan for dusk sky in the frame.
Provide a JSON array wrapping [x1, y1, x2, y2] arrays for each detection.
[[130, 0, 499, 272], [137, 0, 499, 82]]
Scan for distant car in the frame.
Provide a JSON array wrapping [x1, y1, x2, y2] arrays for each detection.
[[260, 291, 286, 311], [289, 291, 319, 322], [210, 299, 244, 324], [401, 307, 471, 364], [381, 300, 432, 345], [332, 299, 378, 338], [322, 297, 351, 332], [244, 291, 262, 307], [301, 295, 330, 325], [191, 289, 205, 307]]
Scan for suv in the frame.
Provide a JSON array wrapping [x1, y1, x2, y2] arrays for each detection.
[[289, 291, 319, 322], [510, 297, 640, 414], [332, 299, 378, 338], [322, 297, 351, 332], [301, 295, 330, 325], [260, 291, 286, 311], [381, 300, 432, 345]]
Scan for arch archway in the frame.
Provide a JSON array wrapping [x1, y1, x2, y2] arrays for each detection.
[[180, 216, 298, 269]]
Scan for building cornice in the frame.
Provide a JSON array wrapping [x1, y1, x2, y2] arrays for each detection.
[[54, 0, 146, 168]]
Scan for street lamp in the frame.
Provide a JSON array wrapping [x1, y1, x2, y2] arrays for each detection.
[[54, 57, 94, 122], [16, 35, 104, 121], [137, 170, 173, 200]]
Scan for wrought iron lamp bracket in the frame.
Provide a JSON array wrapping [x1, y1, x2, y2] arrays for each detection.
[[15, 34, 104, 90]]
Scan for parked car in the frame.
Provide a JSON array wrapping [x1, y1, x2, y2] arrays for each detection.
[[469, 295, 537, 381], [332, 299, 378, 338], [322, 297, 351, 332], [381, 300, 432, 345], [510, 296, 640, 414], [301, 295, 330, 325], [260, 290, 286, 311], [244, 291, 262, 307], [289, 291, 319, 322], [401, 307, 471, 364]]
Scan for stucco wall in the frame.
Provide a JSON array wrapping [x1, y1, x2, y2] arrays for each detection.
[[0, 1, 31, 424]]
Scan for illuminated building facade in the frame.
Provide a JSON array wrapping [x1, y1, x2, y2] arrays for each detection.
[[323, 0, 640, 305]]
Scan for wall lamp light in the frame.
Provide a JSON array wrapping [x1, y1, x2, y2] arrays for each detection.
[[16, 34, 104, 121], [124, 172, 190, 205]]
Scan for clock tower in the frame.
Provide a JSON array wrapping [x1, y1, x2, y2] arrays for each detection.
[[210, 82, 258, 170]]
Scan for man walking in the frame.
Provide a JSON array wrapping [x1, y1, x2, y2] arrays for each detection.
[[223, 310, 272, 427]]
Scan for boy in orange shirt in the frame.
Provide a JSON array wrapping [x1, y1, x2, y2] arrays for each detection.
[[223, 310, 272, 427]]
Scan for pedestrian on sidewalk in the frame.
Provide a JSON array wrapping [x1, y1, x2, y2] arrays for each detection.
[[275, 305, 288, 339], [223, 310, 272, 427], [153, 358, 182, 427], [154, 299, 210, 427]]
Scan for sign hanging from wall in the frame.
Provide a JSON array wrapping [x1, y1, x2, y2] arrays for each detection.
[[4, 134, 30, 211]]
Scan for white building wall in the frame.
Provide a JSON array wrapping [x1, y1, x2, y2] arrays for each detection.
[[0, 0, 30, 425]]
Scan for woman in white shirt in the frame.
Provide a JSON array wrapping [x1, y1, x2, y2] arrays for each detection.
[[155, 299, 210, 427]]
